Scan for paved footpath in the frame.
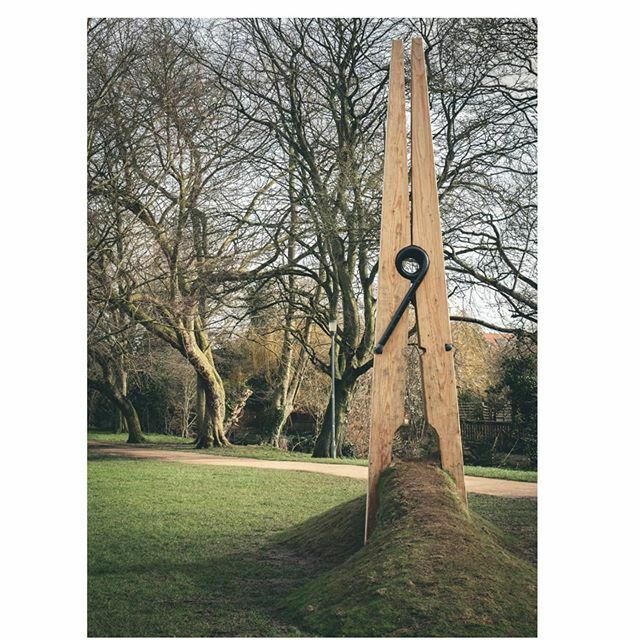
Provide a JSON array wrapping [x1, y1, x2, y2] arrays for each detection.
[[88, 441, 536, 498]]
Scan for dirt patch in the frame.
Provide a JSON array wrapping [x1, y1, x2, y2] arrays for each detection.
[[88, 441, 367, 479], [88, 441, 536, 497]]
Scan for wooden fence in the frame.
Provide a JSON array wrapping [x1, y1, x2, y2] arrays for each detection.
[[460, 420, 519, 447]]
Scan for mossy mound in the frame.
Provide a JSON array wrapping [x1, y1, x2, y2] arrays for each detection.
[[280, 461, 536, 637]]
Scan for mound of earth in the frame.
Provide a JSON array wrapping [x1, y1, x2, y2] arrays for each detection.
[[280, 461, 536, 637]]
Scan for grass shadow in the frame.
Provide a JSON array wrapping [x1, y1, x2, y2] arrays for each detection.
[[89, 535, 331, 636], [88, 456, 536, 637]]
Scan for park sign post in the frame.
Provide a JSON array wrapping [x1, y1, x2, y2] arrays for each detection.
[[364, 38, 467, 542]]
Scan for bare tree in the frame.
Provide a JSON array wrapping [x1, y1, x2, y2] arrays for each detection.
[[194, 19, 398, 455], [88, 18, 537, 454], [88, 19, 279, 447], [412, 18, 537, 329], [87, 268, 146, 443]]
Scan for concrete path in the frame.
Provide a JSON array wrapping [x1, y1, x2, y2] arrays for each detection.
[[88, 441, 536, 498]]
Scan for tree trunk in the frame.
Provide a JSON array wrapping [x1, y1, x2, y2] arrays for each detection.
[[265, 340, 293, 446], [181, 312, 231, 449], [112, 366, 128, 434], [112, 410, 127, 434], [264, 148, 304, 449], [312, 375, 356, 457], [88, 378, 146, 444], [266, 341, 312, 447], [193, 369, 230, 448], [225, 388, 253, 439], [181, 378, 195, 438], [265, 347, 304, 447], [266, 401, 293, 448], [121, 397, 145, 444], [194, 376, 207, 445]]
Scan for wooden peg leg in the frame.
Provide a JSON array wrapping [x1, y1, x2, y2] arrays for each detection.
[[364, 40, 411, 541], [410, 37, 467, 505]]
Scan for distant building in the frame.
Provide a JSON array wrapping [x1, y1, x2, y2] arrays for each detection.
[[483, 332, 513, 349]]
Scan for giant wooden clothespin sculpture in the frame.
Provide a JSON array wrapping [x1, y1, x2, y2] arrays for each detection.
[[365, 38, 467, 541]]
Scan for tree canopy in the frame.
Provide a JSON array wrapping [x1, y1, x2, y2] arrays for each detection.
[[87, 18, 537, 452]]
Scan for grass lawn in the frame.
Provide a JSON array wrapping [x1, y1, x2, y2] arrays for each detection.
[[88, 430, 537, 482], [88, 430, 368, 465], [283, 463, 536, 636], [469, 493, 537, 565], [88, 456, 365, 637], [88, 452, 536, 636], [463, 465, 537, 483]]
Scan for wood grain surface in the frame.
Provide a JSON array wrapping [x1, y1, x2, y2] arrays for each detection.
[[410, 37, 467, 504], [364, 40, 411, 541], [365, 39, 468, 542]]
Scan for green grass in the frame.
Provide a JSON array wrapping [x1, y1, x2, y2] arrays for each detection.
[[88, 431, 537, 481], [88, 430, 193, 445], [88, 430, 368, 465], [283, 462, 537, 637], [464, 465, 537, 482], [88, 452, 536, 637], [468, 494, 537, 565], [88, 456, 365, 637]]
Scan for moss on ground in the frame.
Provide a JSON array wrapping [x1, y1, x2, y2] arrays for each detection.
[[281, 461, 537, 637], [89, 454, 536, 636]]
